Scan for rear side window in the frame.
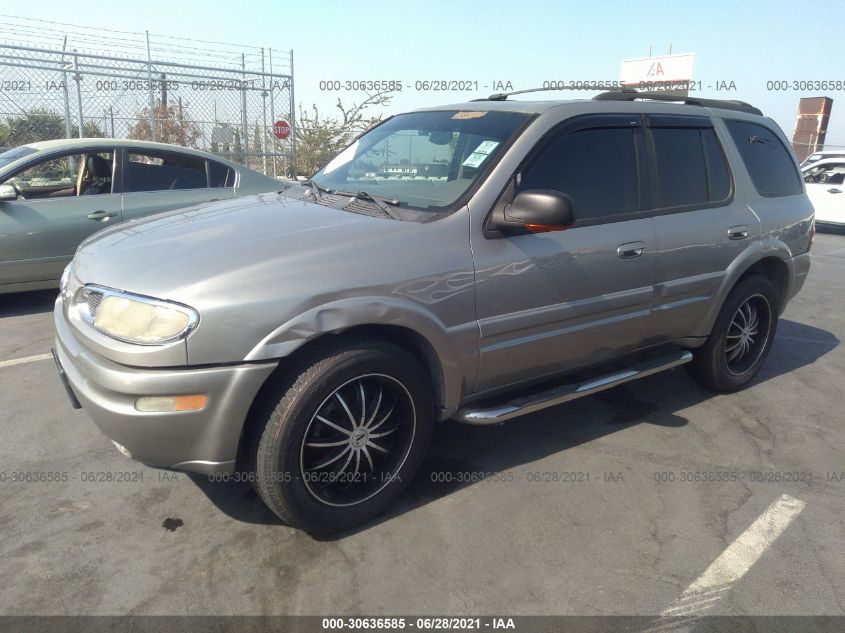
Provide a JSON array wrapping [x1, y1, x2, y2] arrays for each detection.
[[209, 161, 236, 188], [124, 151, 208, 192], [519, 127, 638, 221], [725, 120, 802, 197], [651, 126, 731, 208], [652, 128, 708, 207]]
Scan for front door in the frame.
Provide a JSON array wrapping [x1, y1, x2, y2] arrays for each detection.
[[470, 115, 657, 394]]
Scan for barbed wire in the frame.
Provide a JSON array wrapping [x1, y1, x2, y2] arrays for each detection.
[[0, 20, 296, 177], [2, 15, 289, 73]]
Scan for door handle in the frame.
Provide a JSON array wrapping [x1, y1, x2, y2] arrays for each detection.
[[617, 241, 646, 259], [727, 226, 750, 240], [87, 210, 116, 221], [827, 188, 842, 194]]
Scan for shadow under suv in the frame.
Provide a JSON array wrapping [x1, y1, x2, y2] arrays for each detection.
[[53, 89, 813, 533]]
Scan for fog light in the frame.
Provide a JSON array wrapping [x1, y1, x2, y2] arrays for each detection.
[[135, 395, 208, 412]]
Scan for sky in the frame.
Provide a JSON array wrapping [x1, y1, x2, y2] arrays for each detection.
[[4, 0, 845, 146]]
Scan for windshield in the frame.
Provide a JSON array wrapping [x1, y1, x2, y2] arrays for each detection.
[[311, 110, 531, 210], [802, 152, 845, 166], [0, 146, 38, 170]]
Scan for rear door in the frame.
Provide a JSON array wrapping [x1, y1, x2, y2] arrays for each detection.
[[118, 148, 235, 221], [471, 114, 658, 394], [648, 115, 760, 340], [0, 149, 121, 285]]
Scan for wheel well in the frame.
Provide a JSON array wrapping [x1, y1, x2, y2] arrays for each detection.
[[324, 324, 446, 409], [234, 324, 446, 471], [739, 257, 789, 310]]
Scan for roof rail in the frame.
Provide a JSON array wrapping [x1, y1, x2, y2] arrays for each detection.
[[472, 86, 619, 101], [472, 86, 763, 116], [592, 90, 763, 116]]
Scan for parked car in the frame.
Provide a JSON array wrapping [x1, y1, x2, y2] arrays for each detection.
[[802, 158, 845, 229], [53, 91, 813, 533], [0, 138, 279, 293], [800, 149, 845, 168]]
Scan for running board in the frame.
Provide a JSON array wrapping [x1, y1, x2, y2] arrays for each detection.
[[454, 349, 693, 425]]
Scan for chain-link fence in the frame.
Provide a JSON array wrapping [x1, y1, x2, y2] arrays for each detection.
[[0, 35, 295, 178]]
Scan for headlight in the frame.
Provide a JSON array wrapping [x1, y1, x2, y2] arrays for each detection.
[[59, 264, 71, 302], [76, 286, 199, 344]]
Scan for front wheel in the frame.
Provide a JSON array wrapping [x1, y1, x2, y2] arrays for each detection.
[[251, 341, 434, 534], [686, 275, 779, 392]]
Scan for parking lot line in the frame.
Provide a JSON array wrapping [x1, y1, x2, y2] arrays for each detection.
[[657, 493, 806, 623], [0, 352, 53, 368]]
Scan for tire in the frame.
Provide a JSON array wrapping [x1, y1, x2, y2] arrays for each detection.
[[251, 340, 434, 534], [686, 274, 779, 392]]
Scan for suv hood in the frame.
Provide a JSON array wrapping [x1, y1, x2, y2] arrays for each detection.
[[74, 191, 418, 300], [69, 191, 472, 366]]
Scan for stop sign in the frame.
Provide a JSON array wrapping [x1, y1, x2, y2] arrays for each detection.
[[273, 120, 291, 140]]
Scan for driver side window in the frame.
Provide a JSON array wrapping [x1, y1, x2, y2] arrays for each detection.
[[6, 152, 114, 199], [518, 127, 639, 222]]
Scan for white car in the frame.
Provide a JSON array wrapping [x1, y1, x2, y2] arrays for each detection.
[[801, 149, 845, 168], [803, 158, 845, 229]]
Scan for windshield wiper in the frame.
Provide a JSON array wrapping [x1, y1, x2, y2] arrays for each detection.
[[299, 179, 331, 201], [333, 190, 403, 220]]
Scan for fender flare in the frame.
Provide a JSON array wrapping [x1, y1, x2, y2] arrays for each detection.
[[693, 239, 794, 336]]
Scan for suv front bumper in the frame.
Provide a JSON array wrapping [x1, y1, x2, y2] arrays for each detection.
[[53, 297, 277, 475]]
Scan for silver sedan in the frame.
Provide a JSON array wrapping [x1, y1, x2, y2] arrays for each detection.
[[0, 138, 281, 293]]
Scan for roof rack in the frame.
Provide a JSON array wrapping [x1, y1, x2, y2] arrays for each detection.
[[592, 90, 763, 115], [472, 86, 763, 116], [472, 86, 598, 101]]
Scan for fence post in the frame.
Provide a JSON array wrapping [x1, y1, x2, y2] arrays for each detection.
[[289, 49, 296, 179], [260, 48, 268, 176], [60, 36, 73, 139], [72, 52, 84, 137], [269, 48, 277, 179], [145, 31, 156, 141], [241, 53, 249, 166]]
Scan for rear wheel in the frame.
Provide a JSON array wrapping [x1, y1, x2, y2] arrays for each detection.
[[251, 341, 433, 534], [687, 275, 779, 392]]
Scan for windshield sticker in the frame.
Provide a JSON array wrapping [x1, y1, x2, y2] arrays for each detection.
[[452, 111, 487, 120], [461, 140, 500, 168], [474, 140, 500, 155], [462, 152, 489, 168]]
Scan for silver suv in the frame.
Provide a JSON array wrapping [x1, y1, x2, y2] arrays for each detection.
[[53, 90, 814, 533]]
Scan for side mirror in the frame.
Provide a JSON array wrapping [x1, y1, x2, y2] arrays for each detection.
[[0, 184, 17, 202], [492, 189, 575, 234]]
